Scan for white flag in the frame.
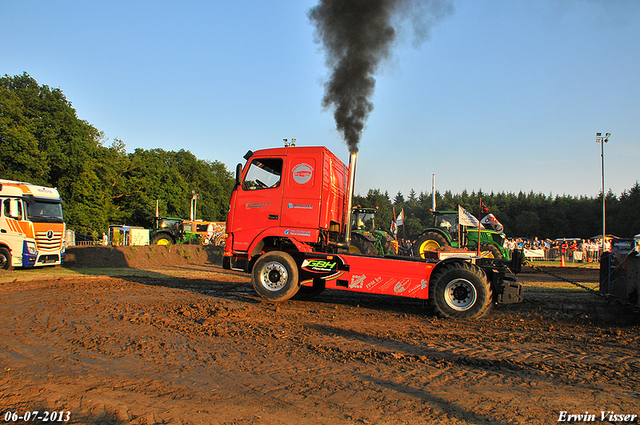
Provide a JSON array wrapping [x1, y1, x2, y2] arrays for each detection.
[[458, 205, 484, 228], [396, 209, 404, 227]]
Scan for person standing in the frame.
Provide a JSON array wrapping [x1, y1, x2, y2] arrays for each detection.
[[560, 238, 568, 264]]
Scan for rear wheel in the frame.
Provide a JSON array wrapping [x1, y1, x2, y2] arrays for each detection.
[[413, 231, 449, 258], [479, 244, 502, 259], [429, 262, 493, 319], [152, 234, 174, 245], [252, 251, 299, 301], [0, 247, 12, 270], [350, 233, 376, 255]]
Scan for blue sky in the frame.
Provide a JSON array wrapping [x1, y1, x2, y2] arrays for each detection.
[[2, 0, 639, 199]]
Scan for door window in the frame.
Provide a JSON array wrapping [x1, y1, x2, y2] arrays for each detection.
[[243, 158, 283, 190]]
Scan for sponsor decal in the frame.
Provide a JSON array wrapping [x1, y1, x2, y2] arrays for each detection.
[[287, 203, 313, 210], [292, 163, 314, 185], [407, 279, 428, 296], [284, 229, 312, 237], [379, 278, 399, 293], [245, 202, 270, 209], [365, 276, 384, 290], [394, 278, 411, 294], [350, 274, 366, 289], [301, 259, 337, 273]]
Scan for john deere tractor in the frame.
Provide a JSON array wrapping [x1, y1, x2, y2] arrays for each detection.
[[349, 207, 397, 255], [412, 210, 509, 259]]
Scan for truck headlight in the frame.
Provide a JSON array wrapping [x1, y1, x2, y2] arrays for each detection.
[[26, 241, 37, 255]]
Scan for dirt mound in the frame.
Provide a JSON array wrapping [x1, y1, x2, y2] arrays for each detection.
[[65, 245, 223, 269]]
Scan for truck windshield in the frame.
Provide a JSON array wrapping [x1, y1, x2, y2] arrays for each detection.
[[27, 201, 64, 223], [352, 211, 375, 231]]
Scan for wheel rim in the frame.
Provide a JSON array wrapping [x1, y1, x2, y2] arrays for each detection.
[[481, 250, 495, 259], [444, 278, 477, 311], [350, 245, 362, 254], [156, 239, 171, 246], [259, 261, 288, 291], [0, 254, 8, 269], [419, 240, 440, 257]]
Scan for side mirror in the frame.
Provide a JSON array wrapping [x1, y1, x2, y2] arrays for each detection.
[[235, 163, 243, 189]]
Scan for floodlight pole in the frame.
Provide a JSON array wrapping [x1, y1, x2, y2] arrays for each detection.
[[596, 132, 610, 252]]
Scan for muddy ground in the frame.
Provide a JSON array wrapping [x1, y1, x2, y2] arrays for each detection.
[[1, 246, 638, 425]]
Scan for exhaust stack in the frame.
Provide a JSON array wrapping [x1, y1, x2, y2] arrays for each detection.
[[343, 152, 357, 246]]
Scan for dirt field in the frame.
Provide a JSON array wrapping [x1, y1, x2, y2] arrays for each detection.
[[1, 246, 639, 425]]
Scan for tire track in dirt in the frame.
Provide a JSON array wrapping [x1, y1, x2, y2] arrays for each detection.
[[1, 267, 639, 424]]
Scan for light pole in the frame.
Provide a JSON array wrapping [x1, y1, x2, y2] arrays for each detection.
[[596, 132, 610, 252]]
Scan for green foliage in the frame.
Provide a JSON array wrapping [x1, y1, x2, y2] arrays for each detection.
[[1, 73, 234, 235], [2, 73, 637, 241]]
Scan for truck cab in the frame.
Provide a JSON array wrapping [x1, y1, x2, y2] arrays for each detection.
[[0, 180, 65, 270], [224, 146, 348, 268]]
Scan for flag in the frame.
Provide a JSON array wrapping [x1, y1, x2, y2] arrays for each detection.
[[479, 202, 504, 232], [396, 209, 404, 227], [480, 213, 503, 232], [390, 220, 397, 237], [458, 205, 484, 228]]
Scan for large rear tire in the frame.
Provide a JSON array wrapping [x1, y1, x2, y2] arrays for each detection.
[[429, 262, 493, 319], [350, 233, 376, 255], [413, 231, 449, 258], [479, 244, 502, 259], [0, 247, 12, 270], [152, 234, 174, 245], [252, 251, 299, 301]]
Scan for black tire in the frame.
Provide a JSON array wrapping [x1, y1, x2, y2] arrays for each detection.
[[0, 247, 12, 271], [152, 234, 174, 245], [252, 251, 299, 301], [382, 234, 395, 255], [222, 256, 231, 270], [479, 244, 502, 259], [349, 233, 376, 255], [429, 262, 493, 319], [413, 231, 449, 258]]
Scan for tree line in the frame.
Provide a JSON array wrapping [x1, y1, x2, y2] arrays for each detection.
[[354, 184, 639, 241], [1, 73, 234, 238], [2, 73, 638, 241]]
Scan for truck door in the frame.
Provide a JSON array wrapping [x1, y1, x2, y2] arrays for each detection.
[[230, 156, 284, 251], [280, 154, 321, 230]]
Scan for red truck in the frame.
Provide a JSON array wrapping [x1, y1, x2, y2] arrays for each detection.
[[223, 145, 523, 319]]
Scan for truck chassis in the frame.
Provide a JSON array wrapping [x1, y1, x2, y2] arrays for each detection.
[[241, 246, 523, 319]]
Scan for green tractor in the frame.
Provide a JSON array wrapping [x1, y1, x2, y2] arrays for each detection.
[[412, 210, 509, 259], [349, 207, 397, 256]]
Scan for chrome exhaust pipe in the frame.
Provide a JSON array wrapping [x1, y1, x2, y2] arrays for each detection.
[[344, 152, 357, 246]]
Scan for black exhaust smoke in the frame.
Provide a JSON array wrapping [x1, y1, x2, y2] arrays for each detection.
[[309, 0, 453, 154]]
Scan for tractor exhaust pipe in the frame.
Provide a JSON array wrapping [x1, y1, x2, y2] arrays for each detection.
[[343, 152, 357, 246]]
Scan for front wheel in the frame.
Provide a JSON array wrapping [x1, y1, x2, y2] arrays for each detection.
[[429, 262, 493, 319], [252, 251, 299, 301], [0, 247, 12, 270]]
